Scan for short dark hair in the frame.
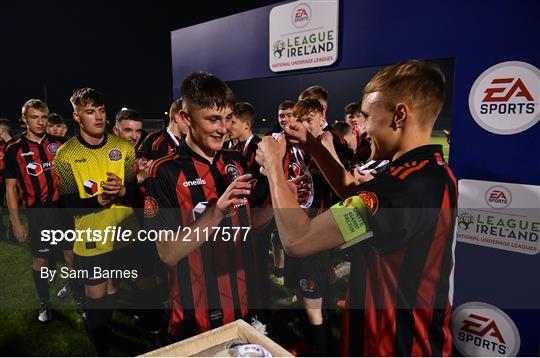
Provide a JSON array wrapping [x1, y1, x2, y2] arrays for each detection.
[[278, 100, 296, 111], [70, 88, 105, 110], [115, 108, 142, 124], [344, 102, 360, 115], [48, 113, 65, 125], [233, 102, 255, 118], [0, 118, 10, 128], [299, 85, 328, 103], [332, 121, 353, 136], [293, 98, 324, 119], [181, 72, 235, 113], [22, 99, 49, 116]]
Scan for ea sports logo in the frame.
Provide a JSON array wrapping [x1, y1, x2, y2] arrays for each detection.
[[84, 179, 99, 196], [452, 302, 520, 356], [26, 162, 43, 176], [485, 186, 512, 209], [469, 61, 540, 135], [291, 3, 311, 28]]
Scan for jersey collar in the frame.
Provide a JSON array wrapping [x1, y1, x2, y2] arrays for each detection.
[[177, 138, 222, 166], [391, 144, 444, 166], [77, 133, 109, 149]]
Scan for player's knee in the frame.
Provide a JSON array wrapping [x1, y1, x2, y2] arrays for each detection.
[[305, 308, 324, 325], [32, 257, 47, 270]]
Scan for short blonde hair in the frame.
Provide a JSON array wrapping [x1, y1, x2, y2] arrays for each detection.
[[363, 60, 445, 126]]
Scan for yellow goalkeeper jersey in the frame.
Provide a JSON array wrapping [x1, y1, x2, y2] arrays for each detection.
[[54, 133, 138, 257]]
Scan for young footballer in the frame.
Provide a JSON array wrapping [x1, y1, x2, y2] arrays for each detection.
[[256, 60, 457, 356], [145, 72, 259, 338], [5, 99, 73, 322]]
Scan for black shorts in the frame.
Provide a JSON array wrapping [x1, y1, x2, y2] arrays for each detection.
[[76, 241, 158, 286], [27, 202, 72, 258], [285, 249, 333, 299]]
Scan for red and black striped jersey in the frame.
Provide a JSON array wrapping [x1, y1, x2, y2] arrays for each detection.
[[144, 140, 259, 336], [0, 138, 15, 185], [340, 144, 457, 357], [229, 135, 268, 207], [4, 134, 65, 207], [136, 128, 181, 161]]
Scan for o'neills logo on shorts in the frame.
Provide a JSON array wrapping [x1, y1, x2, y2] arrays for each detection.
[[183, 178, 206, 187], [469, 61, 539, 135], [84, 179, 99, 196]]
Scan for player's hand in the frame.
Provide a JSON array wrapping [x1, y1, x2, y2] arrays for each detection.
[[256, 135, 286, 176], [12, 222, 27, 243], [102, 172, 125, 198], [283, 122, 311, 147], [137, 159, 153, 184], [287, 175, 311, 204], [353, 165, 375, 183], [216, 174, 252, 214]]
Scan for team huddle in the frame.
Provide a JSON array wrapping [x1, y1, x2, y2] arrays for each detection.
[[2, 60, 457, 356]]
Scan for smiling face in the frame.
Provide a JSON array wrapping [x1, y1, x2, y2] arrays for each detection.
[[360, 92, 400, 160], [23, 107, 49, 137], [278, 108, 295, 129], [73, 103, 106, 139], [114, 119, 143, 146], [184, 105, 233, 155]]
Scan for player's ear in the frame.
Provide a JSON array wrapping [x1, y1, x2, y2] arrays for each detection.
[[179, 109, 191, 126], [393, 103, 408, 129], [112, 126, 119, 135], [72, 111, 80, 124]]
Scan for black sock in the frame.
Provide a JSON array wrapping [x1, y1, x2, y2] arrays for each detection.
[[310, 323, 328, 356], [135, 286, 163, 332], [85, 295, 114, 355], [32, 269, 50, 303], [70, 277, 84, 301]]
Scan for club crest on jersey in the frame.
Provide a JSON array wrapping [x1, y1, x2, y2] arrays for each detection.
[[225, 164, 241, 181], [144, 196, 159, 218], [47, 143, 59, 155], [84, 179, 99, 196], [357, 191, 379, 215], [108, 149, 122, 161]]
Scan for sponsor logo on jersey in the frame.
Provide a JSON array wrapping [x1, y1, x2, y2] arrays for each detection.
[[84, 179, 99, 196], [183, 178, 207, 187], [26, 162, 52, 176], [20, 151, 34, 157]]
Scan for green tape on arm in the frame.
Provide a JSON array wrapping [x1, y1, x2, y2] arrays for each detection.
[[330, 196, 373, 249]]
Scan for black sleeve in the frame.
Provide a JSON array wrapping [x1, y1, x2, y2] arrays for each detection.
[[144, 165, 181, 231], [4, 146, 18, 179]]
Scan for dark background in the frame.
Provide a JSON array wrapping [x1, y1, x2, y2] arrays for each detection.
[[0, 1, 282, 129], [228, 58, 454, 131]]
